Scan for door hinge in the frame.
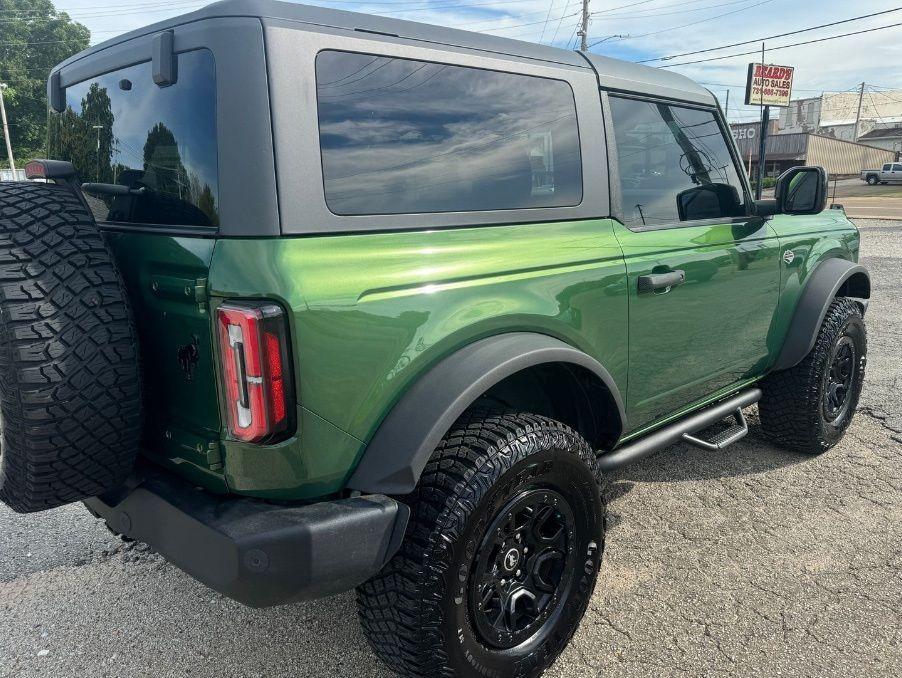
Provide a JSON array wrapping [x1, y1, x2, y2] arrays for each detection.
[[204, 440, 224, 470], [150, 275, 208, 304]]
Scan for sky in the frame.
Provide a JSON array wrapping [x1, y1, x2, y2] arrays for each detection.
[[52, 0, 902, 123]]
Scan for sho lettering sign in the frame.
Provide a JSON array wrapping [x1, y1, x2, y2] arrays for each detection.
[[731, 126, 757, 141]]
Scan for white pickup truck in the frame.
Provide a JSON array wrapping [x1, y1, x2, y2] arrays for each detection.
[[861, 162, 902, 185]]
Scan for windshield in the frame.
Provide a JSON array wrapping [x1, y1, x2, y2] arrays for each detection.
[[48, 49, 219, 228]]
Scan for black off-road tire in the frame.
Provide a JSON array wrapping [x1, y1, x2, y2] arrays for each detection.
[[866, 175, 879, 185], [0, 182, 142, 513], [357, 410, 604, 678], [759, 297, 866, 454]]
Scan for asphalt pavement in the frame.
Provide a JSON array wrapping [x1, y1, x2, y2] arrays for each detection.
[[829, 179, 902, 220], [1, 219, 900, 678]]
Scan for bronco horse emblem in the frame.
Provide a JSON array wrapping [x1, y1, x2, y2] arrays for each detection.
[[177, 335, 200, 381]]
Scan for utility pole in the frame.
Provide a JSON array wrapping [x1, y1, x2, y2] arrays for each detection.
[[578, 0, 590, 52], [93, 125, 104, 180], [852, 81, 865, 142], [0, 83, 16, 176], [755, 44, 768, 200]]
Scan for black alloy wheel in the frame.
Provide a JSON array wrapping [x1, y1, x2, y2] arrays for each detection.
[[823, 336, 857, 423], [469, 488, 576, 650]]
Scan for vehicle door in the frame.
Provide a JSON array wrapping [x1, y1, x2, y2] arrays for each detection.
[[605, 94, 783, 430], [892, 163, 902, 182]]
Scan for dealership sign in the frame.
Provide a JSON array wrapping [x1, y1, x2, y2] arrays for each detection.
[[744, 63, 794, 107]]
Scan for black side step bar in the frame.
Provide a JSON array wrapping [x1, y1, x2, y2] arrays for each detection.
[[596, 388, 762, 472]]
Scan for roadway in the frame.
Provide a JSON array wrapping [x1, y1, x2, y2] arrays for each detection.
[[828, 178, 902, 219]]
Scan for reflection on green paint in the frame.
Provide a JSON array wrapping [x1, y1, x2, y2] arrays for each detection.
[[103, 208, 858, 500]]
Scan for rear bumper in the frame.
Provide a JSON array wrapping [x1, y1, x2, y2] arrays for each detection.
[[84, 468, 409, 607]]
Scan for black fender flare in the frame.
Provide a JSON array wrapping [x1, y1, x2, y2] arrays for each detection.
[[772, 258, 870, 371], [347, 332, 626, 495]]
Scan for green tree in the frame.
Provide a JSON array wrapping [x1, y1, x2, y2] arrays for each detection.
[[0, 0, 90, 168], [141, 122, 218, 225], [46, 83, 114, 183], [142, 122, 189, 198]]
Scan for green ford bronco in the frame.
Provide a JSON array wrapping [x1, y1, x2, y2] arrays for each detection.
[[0, 1, 870, 675]]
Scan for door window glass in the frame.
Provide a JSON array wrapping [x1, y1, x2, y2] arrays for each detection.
[[893, 164, 902, 171], [315, 50, 582, 215], [609, 96, 746, 228]]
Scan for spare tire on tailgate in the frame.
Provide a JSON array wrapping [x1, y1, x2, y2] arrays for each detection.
[[0, 182, 142, 513]]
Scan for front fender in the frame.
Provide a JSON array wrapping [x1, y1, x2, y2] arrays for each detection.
[[772, 258, 870, 371], [346, 332, 625, 495]]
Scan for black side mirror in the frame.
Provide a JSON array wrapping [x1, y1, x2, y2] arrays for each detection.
[[775, 166, 828, 215]]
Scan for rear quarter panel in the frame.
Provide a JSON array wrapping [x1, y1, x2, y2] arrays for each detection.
[[208, 219, 627, 498]]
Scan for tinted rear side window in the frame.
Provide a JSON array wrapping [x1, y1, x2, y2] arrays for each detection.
[[315, 51, 582, 215], [48, 49, 218, 228], [609, 96, 746, 228]]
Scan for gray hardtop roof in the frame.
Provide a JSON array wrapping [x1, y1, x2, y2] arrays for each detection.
[[55, 0, 714, 104], [581, 53, 715, 105]]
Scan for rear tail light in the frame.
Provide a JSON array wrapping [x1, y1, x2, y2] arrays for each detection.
[[216, 301, 294, 443]]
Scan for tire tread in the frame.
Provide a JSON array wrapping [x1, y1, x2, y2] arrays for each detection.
[[0, 182, 142, 513], [356, 409, 599, 677], [759, 297, 865, 454]]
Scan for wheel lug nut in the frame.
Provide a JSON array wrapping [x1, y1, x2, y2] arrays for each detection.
[[515, 569, 521, 577], [516, 533, 521, 541]]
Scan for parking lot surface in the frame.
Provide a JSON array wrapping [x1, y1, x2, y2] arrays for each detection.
[[1, 219, 899, 678]]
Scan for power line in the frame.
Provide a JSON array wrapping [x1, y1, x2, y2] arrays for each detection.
[[596, 0, 780, 44], [697, 80, 824, 92], [482, 11, 581, 34], [593, 0, 755, 22], [0, 0, 539, 13], [0, 3, 206, 24], [594, 0, 755, 15], [638, 7, 902, 62], [591, 0, 687, 15], [1, 5, 581, 43], [538, 0, 556, 42], [660, 21, 902, 67], [451, 5, 571, 29], [370, 0, 579, 16], [0, 0, 562, 24], [549, 0, 575, 44], [0, 0, 203, 14]]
